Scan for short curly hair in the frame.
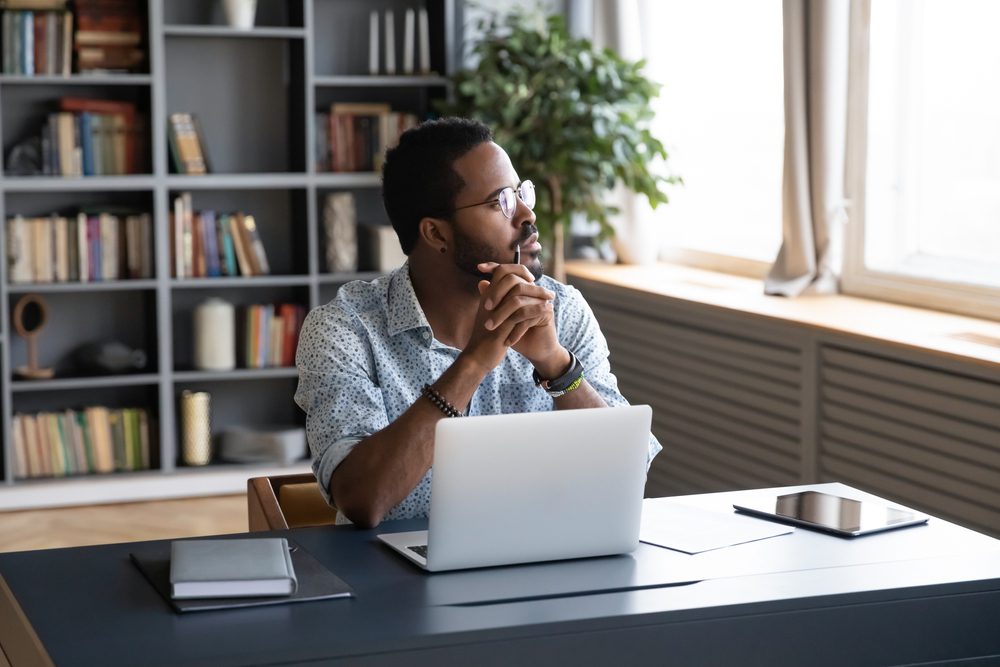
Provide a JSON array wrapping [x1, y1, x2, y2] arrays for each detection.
[[382, 117, 493, 254]]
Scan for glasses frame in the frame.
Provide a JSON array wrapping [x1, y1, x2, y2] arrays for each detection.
[[450, 180, 536, 219]]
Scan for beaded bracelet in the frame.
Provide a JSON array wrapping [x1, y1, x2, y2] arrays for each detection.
[[422, 384, 464, 418]]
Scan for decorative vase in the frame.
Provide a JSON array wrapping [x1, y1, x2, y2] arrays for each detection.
[[180, 390, 212, 466], [193, 298, 236, 371], [222, 0, 257, 30]]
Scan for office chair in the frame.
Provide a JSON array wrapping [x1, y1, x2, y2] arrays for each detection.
[[247, 472, 338, 531]]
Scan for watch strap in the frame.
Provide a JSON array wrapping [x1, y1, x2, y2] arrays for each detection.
[[533, 350, 584, 397]]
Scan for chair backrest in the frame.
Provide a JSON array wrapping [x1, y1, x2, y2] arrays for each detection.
[[247, 473, 338, 531]]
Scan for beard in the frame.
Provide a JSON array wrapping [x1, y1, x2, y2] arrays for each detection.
[[452, 224, 544, 284]]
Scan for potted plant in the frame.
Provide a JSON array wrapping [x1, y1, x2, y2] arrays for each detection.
[[439, 6, 677, 280]]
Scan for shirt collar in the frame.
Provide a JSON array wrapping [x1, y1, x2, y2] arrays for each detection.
[[386, 262, 433, 338]]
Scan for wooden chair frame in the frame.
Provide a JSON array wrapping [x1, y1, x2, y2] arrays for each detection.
[[247, 473, 332, 531]]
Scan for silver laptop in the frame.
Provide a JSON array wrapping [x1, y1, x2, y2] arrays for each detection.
[[377, 405, 652, 572]]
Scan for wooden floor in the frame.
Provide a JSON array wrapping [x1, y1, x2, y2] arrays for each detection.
[[0, 494, 248, 553]]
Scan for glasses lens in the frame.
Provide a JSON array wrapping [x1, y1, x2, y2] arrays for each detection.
[[498, 187, 517, 218], [519, 180, 536, 210]]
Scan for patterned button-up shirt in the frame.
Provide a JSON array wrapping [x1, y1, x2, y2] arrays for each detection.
[[294, 263, 661, 521]]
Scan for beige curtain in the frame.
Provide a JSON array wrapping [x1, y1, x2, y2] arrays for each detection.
[[765, 0, 850, 296], [590, 0, 661, 264]]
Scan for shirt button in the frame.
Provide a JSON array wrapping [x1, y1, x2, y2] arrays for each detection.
[[422, 331, 430, 340]]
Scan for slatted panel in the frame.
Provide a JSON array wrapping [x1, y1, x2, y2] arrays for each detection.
[[579, 286, 805, 497], [819, 346, 1000, 537]]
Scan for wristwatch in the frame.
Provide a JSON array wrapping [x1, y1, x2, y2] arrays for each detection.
[[533, 350, 585, 397]]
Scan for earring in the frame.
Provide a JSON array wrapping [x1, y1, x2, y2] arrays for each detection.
[[439, 247, 446, 254]]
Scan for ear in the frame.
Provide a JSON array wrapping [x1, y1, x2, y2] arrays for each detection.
[[417, 216, 452, 254]]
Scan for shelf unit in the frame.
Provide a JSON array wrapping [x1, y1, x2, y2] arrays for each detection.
[[0, 0, 457, 509]]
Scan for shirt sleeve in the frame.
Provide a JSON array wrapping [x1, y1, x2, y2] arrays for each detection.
[[293, 302, 390, 507], [555, 284, 663, 469]]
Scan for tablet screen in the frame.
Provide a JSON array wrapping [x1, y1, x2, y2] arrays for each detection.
[[734, 490, 928, 536]]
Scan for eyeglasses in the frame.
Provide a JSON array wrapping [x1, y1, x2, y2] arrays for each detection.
[[451, 180, 536, 219]]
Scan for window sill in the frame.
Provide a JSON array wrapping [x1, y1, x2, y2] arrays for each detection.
[[565, 260, 1000, 370]]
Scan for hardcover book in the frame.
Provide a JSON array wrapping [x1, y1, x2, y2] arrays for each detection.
[[169, 538, 297, 599], [167, 112, 208, 175], [130, 538, 354, 613]]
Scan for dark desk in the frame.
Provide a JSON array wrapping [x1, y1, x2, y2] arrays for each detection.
[[3, 483, 1000, 666]]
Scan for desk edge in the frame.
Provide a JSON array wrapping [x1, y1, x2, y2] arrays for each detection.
[[0, 574, 55, 667]]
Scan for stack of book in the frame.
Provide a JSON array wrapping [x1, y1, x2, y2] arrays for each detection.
[[11, 406, 152, 479], [170, 193, 271, 279], [41, 97, 145, 176], [243, 303, 306, 369], [0, 0, 73, 75], [73, 0, 145, 73], [6, 210, 153, 283], [316, 103, 418, 173]]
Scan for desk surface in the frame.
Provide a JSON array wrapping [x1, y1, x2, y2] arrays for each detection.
[[3, 483, 1000, 667]]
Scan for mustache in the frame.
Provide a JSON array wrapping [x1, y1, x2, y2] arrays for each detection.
[[515, 224, 539, 248]]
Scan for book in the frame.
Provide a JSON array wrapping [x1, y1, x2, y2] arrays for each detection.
[[228, 212, 253, 276], [419, 8, 430, 73], [167, 112, 208, 175], [11, 414, 27, 478], [0, 0, 67, 9], [170, 537, 297, 599], [217, 213, 238, 276], [384, 9, 395, 74], [22, 414, 40, 477], [403, 9, 414, 74], [368, 10, 378, 75], [130, 538, 353, 613], [241, 214, 270, 275]]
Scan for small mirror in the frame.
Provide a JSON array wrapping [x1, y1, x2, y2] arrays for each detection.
[[13, 294, 54, 380]]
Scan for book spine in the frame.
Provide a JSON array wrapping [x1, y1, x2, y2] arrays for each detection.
[[138, 409, 150, 470], [229, 213, 253, 276], [11, 415, 27, 479], [384, 10, 395, 75], [66, 409, 86, 475], [100, 213, 117, 280], [77, 212, 89, 282], [218, 213, 237, 277], [22, 10, 33, 75], [191, 211, 204, 278], [182, 192, 194, 278], [77, 410, 95, 473], [139, 212, 152, 278], [172, 194, 184, 278], [55, 410, 74, 475], [79, 112, 94, 175], [201, 209, 220, 277], [89, 215, 100, 281], [53, 214, 68, 282]]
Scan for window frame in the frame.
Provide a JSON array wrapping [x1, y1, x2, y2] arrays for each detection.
[[841, 0, 1000, 320], [660, 248, 770, 280]]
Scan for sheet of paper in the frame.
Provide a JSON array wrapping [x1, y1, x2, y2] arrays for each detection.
[[640, 501, 794, 554]]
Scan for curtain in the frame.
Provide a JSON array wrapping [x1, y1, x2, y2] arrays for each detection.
[[765, 0, 851, 296], [588, 0, 661, 265]]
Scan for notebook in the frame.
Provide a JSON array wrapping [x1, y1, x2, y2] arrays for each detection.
[[131, 539, 353, 613], [377, 405, 652, 572], [169, 537, 296, 598]]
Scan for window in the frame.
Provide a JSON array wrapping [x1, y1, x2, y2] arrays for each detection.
[[641, 0, 784, 273], [844, 0, 1000, 317]]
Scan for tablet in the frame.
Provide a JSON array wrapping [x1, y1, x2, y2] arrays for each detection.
[[733, 490, 929, 537]]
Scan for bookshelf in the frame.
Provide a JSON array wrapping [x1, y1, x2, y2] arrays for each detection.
[[0, 0, 457, 509]]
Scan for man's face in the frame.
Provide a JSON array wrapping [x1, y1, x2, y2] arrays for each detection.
[[447, 142, 542, 282]]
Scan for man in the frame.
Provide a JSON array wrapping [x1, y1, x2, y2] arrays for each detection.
[[295, 117, 660, 527]]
